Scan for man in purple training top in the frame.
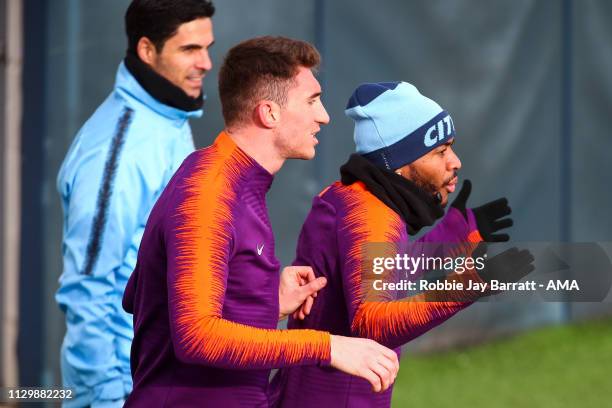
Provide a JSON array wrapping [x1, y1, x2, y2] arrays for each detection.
[[122, 39, 400, 407], [272, 82, 534, 407]]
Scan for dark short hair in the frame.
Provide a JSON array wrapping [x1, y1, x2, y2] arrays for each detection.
[[218, 36, 321, 127], [125, 0, 215, 53]]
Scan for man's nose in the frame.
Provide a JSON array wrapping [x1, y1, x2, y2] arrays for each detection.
[[318, 103, 330, 125], [196, 50, 212, 71], [449, 148, 461, 170]]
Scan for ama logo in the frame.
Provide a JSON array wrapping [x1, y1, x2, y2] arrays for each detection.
[[424, 115, 454, 147]]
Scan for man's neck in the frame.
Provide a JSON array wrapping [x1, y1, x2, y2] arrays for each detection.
[[225, 127, 285, 175]]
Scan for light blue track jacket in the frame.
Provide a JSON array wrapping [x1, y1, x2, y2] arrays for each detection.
[[56, 62, 201, 408]]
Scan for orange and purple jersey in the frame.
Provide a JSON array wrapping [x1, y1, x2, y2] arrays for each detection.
[[122, 132, 330, 407], [272, 181, 482, 407]]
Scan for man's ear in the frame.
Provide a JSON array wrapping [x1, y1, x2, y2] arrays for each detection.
[[255, 101, 281, 129], [395, 164, 410, 179], [136, 37, 158, 65]]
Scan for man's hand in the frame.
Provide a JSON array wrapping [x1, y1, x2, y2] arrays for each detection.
[[329, 335, 399, 393], [477, 245, 535, 284], [278, 266, 327, 320], [471, 244, 535, 297], [451, 179, 513, 242]]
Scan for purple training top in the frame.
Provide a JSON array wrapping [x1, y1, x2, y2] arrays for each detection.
[[271, 181, 482, 408], [123, 132, 330, 407]]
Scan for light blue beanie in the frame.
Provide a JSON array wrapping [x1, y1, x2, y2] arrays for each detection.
[[345, 81, 456, 170]]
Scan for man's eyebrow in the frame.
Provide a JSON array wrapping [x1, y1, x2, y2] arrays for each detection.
[[437, 139, 454, 150], [179, 40, 215, 51], [179, 44, 203, 51], [308, 91, 322, 99]]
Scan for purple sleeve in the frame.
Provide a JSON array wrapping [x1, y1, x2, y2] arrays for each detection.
[[294, 196, 339, 282], [417, 207, 481, 243], [163, 193, 331, 369], [335, 207, 482, 349]]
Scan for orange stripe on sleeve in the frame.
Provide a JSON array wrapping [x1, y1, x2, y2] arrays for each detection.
[[468, 229, 484, 243], [336, 182, 481, 348], [169, 132, 330, 369]]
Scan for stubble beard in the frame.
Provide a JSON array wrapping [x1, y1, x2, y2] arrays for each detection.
[[407, 164, 440, 196], [406, 164, 457, 207], [274, 129, 313, 161]]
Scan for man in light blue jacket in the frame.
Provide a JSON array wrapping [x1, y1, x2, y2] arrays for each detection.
[[55, 1, 215, 406]]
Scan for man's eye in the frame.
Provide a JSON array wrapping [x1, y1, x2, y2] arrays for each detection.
[[439, 149, 446, 155]]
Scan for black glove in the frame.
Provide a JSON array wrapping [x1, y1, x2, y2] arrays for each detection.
[[474, 244, 535, 285], [451, 179, 513, 242], [421, 244, 535, 301], [463, 244, 536, 298]]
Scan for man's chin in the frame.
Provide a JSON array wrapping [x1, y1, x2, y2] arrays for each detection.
[[438, 190, 449, 207], [184, 88, 202, 99], [301, 152, 316, 161], [290, 150, 316, 161]]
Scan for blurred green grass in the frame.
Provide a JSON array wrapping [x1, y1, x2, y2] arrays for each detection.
[[392, 318, 612, 408]]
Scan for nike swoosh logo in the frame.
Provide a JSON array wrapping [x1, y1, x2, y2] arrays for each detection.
[[257, 243, 264, 256]]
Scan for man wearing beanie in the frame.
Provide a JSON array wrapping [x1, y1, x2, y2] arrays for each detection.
[[272, 81, 533, 407], [56, 1, 214, 406]]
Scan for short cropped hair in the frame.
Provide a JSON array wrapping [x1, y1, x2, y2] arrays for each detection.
[[218, 36, 321, 127], [125, 0, 215, 53]]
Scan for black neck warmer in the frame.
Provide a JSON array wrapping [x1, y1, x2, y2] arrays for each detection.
[[124, 51, 204, 112], [340, 154, 445, 235]]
